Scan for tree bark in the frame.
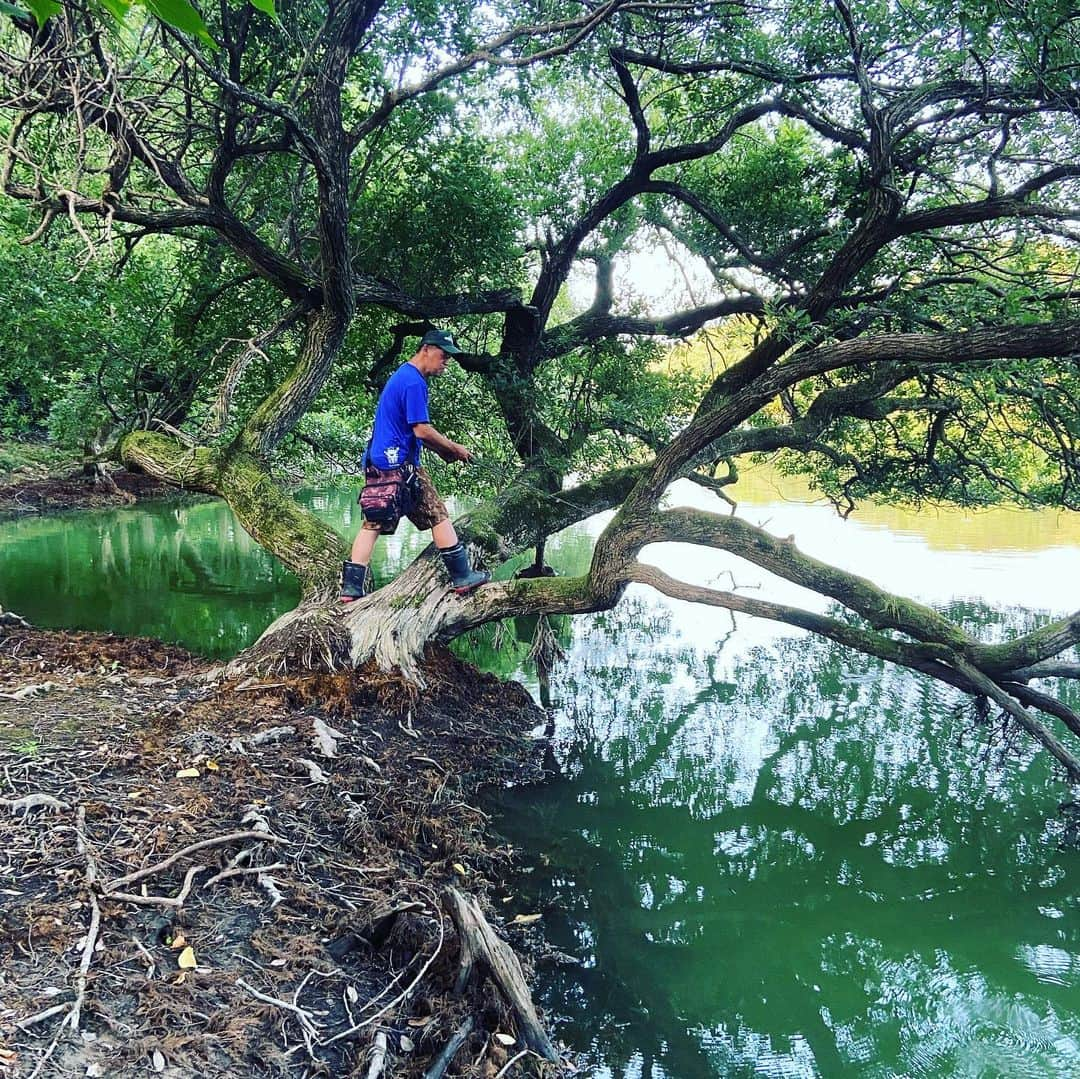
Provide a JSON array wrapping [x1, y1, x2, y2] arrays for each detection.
[[443, 887, 559, 1064]]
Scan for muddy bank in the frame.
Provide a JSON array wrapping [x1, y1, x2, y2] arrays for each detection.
[[0, 624, 566, 1078], [0, 466, 183, 517]]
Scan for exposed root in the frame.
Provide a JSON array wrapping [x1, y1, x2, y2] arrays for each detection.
[[312, 717, 344, 758], [228, 594, 353, 678], [230, 724, 297, 752], [297, 757, 331, 784], [2, 792, 69, 814], [365, 1031, 389, 1078], [103, 829, 287, 893], [4, 630, 556, 1077]]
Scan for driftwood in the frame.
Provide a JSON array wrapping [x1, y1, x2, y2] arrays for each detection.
[[423, 1015, 474, 1079], [0, 606, 30, 627], [443, 887, 559, 1064]]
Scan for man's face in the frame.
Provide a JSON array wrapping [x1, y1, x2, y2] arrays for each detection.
[[425, 345, 451, 376]]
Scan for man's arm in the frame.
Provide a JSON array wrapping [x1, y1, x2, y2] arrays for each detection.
[[412, 423, 473, 463]]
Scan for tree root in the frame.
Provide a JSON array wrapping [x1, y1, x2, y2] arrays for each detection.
[[443, 886, 560, 1063], [2, 792, 69, 814], [365, 1031, 389, 1079], [25, 807, 106, 1079], [103, 829, 287, 893], [228, 595, 352, 677]]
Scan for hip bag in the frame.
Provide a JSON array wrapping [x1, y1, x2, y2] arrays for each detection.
[[359, 453, 419, 523]]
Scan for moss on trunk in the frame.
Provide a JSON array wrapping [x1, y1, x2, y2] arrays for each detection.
[[121, 431, 345, 593]]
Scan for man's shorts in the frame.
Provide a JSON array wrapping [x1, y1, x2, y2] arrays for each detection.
[[361, 466, 449, 535]]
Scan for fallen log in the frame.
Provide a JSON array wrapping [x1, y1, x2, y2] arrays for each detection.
[[443, 886, 559, 1064]]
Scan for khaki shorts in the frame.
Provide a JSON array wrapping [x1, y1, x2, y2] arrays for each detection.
[[361, 466, 449, 535]]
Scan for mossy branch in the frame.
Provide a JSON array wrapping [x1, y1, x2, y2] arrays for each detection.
[[649, 506, 970, 648], [120, 431, 344, 592]]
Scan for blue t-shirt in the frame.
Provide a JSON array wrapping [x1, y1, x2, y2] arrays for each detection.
[[368, 362, 430, 468]]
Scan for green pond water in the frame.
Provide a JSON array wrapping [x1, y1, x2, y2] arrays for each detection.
[[2, 476, 1080, 1077]]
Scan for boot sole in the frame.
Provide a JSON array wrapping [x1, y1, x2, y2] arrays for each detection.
[[451, 582, 489, 595]]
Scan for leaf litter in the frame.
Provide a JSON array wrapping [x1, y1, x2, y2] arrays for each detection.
[[0, 624, 564, 1077]]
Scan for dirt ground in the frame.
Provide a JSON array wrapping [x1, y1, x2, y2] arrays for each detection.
[[0, 624, 567, 1078]]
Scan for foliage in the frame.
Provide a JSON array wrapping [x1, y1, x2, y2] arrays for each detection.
[[2, 0, 1080, 776]]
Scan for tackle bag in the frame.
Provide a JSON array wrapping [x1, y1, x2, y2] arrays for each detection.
[[358, 463, 419, 524]]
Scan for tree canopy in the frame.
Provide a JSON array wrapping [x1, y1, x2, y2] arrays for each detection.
[[2, 0, 1079, 778]]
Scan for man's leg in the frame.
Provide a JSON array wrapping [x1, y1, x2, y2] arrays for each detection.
[[350, 525, 380, 565], [429, 514, 489, 597], [409, 469, 490, 595], [431, 519, 457, 549], [340, 523, 381, 603]]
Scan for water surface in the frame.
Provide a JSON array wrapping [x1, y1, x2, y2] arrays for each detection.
[[2, 474, 1079, 1076], [483, 478, 1080, 1078]]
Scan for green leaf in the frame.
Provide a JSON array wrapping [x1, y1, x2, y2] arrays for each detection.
[[98, 0, 132, 21], [22, 0, 60, 25], [248, 0, 276, 19], [0, 0, 29, 18], [138, 0, 216, 46]]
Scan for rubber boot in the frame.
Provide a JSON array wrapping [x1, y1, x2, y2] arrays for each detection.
[[439, 543, 490, 595], [339, 560, 368, 603]]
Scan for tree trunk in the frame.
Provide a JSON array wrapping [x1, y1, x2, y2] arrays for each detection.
[[230, 552, 603, 682], [120, 431, 345, 592], [83, 422, 122, 494], [228, 464, 646, 677], [119, 431, 642, 678]]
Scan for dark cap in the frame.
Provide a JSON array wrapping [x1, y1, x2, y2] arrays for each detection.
[[420, 328, 462, 355]]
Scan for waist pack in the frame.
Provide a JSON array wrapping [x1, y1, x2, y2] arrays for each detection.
[[359, 464, 419, 523]]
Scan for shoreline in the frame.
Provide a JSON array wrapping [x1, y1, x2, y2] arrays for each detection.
[[0, 465, 191, 519], [0, 623, 564, 1077]]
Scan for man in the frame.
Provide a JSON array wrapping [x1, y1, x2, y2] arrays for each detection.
[[339, 328, 490, 603]]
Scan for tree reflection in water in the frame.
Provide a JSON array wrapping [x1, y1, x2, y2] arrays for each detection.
[[491, 600, 1080, 1078], [0, 499, 300, 656]]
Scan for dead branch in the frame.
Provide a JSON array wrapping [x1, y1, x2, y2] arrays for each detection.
[[15, 1003, 70, 1032], [323, 893, 445, 1046], [69, 806, 102, 1032], [423, 1015, 475, 1079], [442, 887, 559, 1063]]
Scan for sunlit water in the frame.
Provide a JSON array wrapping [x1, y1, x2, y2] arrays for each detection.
[[2, 472, 1080, 1077]]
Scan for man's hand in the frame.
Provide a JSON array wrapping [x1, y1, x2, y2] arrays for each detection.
[[414, 423, 473, 463], [441, 442, 473, 464]]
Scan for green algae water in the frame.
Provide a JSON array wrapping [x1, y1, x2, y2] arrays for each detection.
[[0, 490, 434, 657], [2, 475, 1080, 1076]]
